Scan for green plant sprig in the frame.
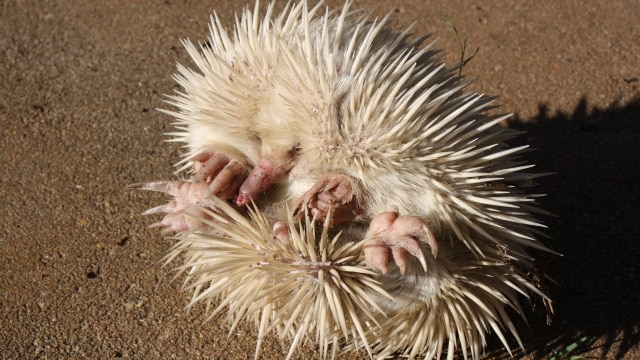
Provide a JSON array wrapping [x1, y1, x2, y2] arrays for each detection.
[[443, 18, 479, 76]]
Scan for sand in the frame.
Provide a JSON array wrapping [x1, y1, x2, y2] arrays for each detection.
[[1, 0, 638, 359]]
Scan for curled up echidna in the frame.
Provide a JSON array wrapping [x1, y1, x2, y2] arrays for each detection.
[[137, 1, 555, 359]]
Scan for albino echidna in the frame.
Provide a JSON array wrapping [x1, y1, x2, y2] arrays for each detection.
[[138, 1, 555, 359], [167, 199, 392, 359]]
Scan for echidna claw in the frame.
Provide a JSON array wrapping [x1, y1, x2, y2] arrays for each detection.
[[363, 210, 437, 275], [134, 180, 220, 233], [134, 180, 176, 193], [141, 204, 168, 215], [421, 225, 438, 259], [189, 152, 248, 201]]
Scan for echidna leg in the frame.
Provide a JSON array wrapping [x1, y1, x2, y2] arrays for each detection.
[[363, 210, 438, 275], [137, 180, 218, 233], [191, 151, 248, 200], [295, 174, 363, 226]]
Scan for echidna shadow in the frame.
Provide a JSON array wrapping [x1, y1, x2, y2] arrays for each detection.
[[483, 96, 640, 360]]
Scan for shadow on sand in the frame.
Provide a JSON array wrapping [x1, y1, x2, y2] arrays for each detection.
[[481, 96, 640, 360]]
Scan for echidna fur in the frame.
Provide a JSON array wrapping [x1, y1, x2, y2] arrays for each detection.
[[170, 200, 390, 359], [156, 1, 555, 359]]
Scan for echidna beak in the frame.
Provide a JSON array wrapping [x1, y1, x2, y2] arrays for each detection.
[[235, 159, 274, 206]]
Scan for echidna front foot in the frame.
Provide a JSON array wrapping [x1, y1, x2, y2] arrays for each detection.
[[295, 174, 363, 226], [191, 151, 248, 200], [363, 210, 438, 275], [137, 180, 218, 233]]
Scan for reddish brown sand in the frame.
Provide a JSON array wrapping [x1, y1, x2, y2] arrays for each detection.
[[1, 1, 639, 359]]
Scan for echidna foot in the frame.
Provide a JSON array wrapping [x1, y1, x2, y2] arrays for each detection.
[[294, 174, 363, 227], [363, 209, 438, 275], [137, 180, 219, 233], [191, 151, 248, 200]]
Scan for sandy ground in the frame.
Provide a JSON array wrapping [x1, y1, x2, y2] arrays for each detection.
[[1, 0, 639, 359]]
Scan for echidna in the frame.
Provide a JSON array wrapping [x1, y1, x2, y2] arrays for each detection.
[[138, 1, 555, 359], [168, 199, 392, 359]]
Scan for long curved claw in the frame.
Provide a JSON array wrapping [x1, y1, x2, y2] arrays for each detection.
[[135, 180, 182, 194], [192, 152, 230, 182], [141, 202, 178, 215], [149, 211, 190, 233], [420, 225, 438, 258], [189, 152, 249, 200], [393, 236, 428, 274], [363, 236, 425, 275], [134, 180, 217, 233], [363, 210, 437, 275], [136, 181, 213, 205], [391, 246, 410, 275], [363, 242, 392, 274], [134, 150, 250, 233]]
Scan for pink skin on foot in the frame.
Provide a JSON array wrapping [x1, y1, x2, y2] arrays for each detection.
[[138, 180, 218, 233], [139, 151, 286, 232], [363, 209, 438, 275], [136, 151, 250, 233], [294, 174, 363, 227], [191, 152, 247, 200]]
